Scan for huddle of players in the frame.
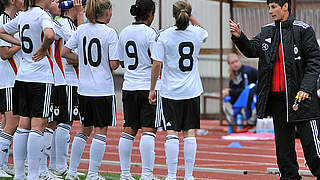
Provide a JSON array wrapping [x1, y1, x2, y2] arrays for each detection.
[[0, 0, 207, 180]]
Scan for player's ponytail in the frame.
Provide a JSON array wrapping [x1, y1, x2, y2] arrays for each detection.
[[130, 0, 155, 21], [173, 0, 192, 30], [86, 0, 111, 24], [0, 0, 10, 14]]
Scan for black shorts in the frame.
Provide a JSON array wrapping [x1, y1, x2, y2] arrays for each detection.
[[122, 90, 156, 130], [162, 96, 200, 131], [48, 85, 80, 124], [79, 95, 116, 128], [0, 88, 13, 114], [13, 81, 52, 118]]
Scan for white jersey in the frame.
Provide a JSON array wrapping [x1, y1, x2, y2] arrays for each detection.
[[50, 19, 68, 86], [65, 23, 119, 96], [151, 25, 208, 100], [3, 6, 55, 84], [57, 16, 78, 86], [0, 13, 22, 89], [119, 23, 160, 91]]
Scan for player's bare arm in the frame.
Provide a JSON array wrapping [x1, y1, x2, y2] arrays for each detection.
[[0, 27, 20, 46], [0, 46, 21, 60], [62, 46, 78, 64], [149, 60, 161, 105], [32, 28, 55, 62]]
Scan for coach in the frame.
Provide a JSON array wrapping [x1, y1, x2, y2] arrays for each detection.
[[229, 0, 320, 179]]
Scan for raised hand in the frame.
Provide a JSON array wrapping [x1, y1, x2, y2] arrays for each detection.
[[229, 19, 241, 38]]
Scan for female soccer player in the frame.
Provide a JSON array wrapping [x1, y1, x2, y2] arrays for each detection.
[[0, 0, 55, 178], [45, 0, 84, 176], [149, 1, 208, 180], [0, 0, 23, 177], [118, 1, 159, 180], [62, 0, 119, 179]]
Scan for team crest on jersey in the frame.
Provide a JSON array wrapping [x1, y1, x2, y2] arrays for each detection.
[[294, 46, 299, 55], [73, 107, 79, 116], [262, 43, 269, 51], [54, 108, 60, 116]]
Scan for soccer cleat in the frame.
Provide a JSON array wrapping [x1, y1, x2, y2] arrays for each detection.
[[85, 174, 105, 180], [119, 175, 135, 180], [38, 171, 63, 180], [139, 175, 160, 180], [2, 165, 14, 175], [0, 168, 12, 177], [65, 172, 80, 180], [52, 167, 68, 176]]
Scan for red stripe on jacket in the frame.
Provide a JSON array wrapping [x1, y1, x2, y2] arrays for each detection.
[[271, 43, 286, 92]]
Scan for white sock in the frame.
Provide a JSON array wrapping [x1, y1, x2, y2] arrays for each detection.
[[87, 134, 106, 178], [44, 128, 54, 156], [118, 132, 134, 178], [0, 132, 12, 168], [68, 133, 88, 176], [27, 130, 44, 180], [55, 123, 71, 170], [140, 132, 155, 179], [39, 135, 48, 174], [13, 128, 29, 179], [165, 135, 179, 179], [184, 137, 197, 179], [49, 130, 56, 170]]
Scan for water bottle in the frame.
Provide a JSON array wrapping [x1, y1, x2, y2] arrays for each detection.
[[59, 0, 86, 10], [197, 129, 208, 136], [256, 118, 264, 133], [266, 117, 274, 134]]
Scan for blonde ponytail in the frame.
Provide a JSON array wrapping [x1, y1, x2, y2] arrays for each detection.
[[85, 0, 111, 24], [173, 0, 192, 30]]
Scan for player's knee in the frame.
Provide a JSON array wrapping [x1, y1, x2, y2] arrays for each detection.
[[183, 129, 196, 138], [79, 126, 93, 136], [94, 126, 108, 136], [167, 130, 179, 137], [141, 127, 156, 134], [123, 127, 138, 136]]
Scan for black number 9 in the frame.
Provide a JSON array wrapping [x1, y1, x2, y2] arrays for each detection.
[[125, 41, 138, 70]]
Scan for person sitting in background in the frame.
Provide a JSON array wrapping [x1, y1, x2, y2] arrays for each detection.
[[223, 53, 258, 133]]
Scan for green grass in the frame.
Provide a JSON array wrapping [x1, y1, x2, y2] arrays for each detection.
[[2, 172, 139, 180]]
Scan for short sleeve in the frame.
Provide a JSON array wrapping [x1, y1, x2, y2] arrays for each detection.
[[151, 34, 164, 62], [108, 28, 119, 61], [117, 38, 124, 62], [41, 13, 54, 31], [65, 30, 78, 50], [3, 16, 19, 35]]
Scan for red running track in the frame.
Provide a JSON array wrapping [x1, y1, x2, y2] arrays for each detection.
[[8, 113, 315, 180]]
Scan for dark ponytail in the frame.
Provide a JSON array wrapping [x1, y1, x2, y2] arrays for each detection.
[[130, 0, 155, 21], [173, 0, 192, 30]]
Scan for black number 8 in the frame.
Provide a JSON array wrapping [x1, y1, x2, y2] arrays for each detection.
[[179, 42, 194, 72], [125, 41, 138, 70], [21, 24, 33, 54], [83, 36, 101, 67]]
